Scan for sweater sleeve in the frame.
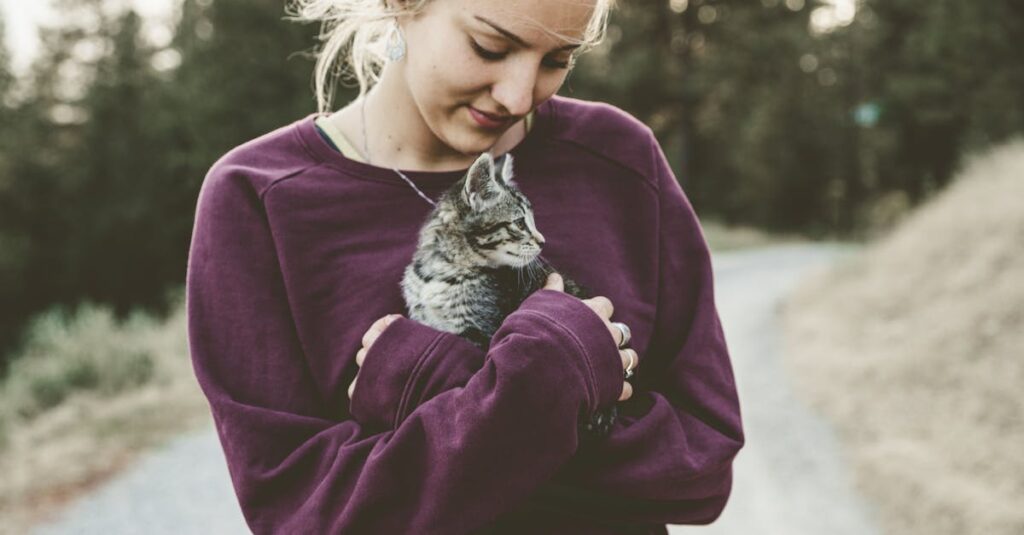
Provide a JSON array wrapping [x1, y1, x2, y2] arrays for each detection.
[[185, 164, 626, 535], [348, 317, 488, 432], [350, 309, 622, 434], [347, 134, 746, 527]]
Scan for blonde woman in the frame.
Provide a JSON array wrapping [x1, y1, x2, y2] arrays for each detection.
[[185, 0, 744, 533]]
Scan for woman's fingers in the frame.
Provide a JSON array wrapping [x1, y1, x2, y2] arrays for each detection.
[[608, 320, 625, 347], [619, 380, 633, 401], [583, 295, 614, 320], [361, 322, 384, 348], [544, 273, 564, 292], [353, 316, 402, 407], [619, 348, 637, 401], [348, 375, 358, 400], [580, 296, 621, 344], [590, 296, 614, 318], [621, 347, 637, 372], [578, 298, 637, 387], [362, 314, 402, 348]]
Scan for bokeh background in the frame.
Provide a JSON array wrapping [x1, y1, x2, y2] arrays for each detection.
[[0, 1, 1021, 534]]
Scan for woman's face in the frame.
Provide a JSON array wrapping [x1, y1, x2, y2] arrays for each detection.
[[400, 0, 595, 155]]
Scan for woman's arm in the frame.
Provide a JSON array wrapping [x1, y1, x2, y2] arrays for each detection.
[[347, 316, 490, 432], [345, 132, 746, 526], [186, 163, 626, 535]]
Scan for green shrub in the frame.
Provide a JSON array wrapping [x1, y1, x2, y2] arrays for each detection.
[[0, 301, 162, 422]]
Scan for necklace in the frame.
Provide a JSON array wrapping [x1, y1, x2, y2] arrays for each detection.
[[360, 94, 438, 207]]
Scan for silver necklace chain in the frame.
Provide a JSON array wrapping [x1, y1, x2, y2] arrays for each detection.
[[360, 94, 438, 207]]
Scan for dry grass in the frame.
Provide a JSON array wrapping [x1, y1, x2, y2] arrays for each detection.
[[782, 139, 1024, 535], [0, 292, 212, 535]]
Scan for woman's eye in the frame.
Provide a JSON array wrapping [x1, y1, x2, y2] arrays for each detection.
[[470, 39, 572, 70], [470, 40, 506, 61], [545, 58, 571, 69]]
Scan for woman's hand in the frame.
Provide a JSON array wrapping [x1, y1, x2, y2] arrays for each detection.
[[543, 273, 637, 402], [348, 313, 403, 400]]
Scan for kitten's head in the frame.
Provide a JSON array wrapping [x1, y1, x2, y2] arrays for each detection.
[[441, 152, 546, 268]]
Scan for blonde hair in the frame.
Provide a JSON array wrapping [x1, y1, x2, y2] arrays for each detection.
[[285, 0, 617, 114]]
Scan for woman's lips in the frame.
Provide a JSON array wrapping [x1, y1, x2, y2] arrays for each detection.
[[468, 107, 510, 129]]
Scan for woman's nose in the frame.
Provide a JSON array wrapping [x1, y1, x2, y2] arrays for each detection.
[[491, 63, 537, 118]]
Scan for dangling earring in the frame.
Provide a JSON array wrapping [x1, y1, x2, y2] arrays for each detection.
[[386, 20, 406, 62]]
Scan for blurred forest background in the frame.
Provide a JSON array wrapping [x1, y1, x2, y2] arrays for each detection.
[[1, 1, 1023, 532], [0, 0, 1023, 394]]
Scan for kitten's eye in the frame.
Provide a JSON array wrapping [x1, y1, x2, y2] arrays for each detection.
[[512, 217, 527, 229]]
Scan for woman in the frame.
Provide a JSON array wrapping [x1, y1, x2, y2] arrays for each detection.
[[185, 0, 745, 533]]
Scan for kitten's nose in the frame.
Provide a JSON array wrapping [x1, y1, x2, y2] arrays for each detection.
[[533, 230, 545, 244]]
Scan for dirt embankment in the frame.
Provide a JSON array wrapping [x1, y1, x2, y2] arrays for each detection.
[[782, 140, 1024, 535]]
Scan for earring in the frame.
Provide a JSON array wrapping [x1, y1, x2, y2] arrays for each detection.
[[386, 21, 406, 62]]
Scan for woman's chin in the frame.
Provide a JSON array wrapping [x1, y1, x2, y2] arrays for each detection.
[[448, 118, 508, 151], [461, 132, 504, 154]]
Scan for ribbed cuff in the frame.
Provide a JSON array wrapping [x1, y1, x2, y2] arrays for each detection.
[[349, 318, 443, 430], [349, 317, 487, 431], [394, 330, 487, 426], [511, 290, 624, 411]]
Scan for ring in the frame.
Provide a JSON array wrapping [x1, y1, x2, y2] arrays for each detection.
[[611, 321, 631, 348], [624, 350, 636, 380]]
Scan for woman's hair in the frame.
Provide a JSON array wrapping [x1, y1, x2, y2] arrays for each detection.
[[285, 0, 617, 114]]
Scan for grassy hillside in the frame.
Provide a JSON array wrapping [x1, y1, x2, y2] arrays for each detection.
[[782, 140, 1024, 535]]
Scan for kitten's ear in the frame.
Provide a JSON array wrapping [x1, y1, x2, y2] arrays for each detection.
[[463, 152, 502, 210], [498, 153, 515, 185]]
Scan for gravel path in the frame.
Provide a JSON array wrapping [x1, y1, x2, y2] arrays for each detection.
[[670, 243, 879, 535], [33, 243, 880, 535]]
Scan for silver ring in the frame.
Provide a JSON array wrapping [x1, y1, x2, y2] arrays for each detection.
[[624, 350, 636, 379], [611, 321, 631, 348]]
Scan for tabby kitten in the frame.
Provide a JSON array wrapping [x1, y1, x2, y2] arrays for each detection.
[[400, 152, 617, 438]]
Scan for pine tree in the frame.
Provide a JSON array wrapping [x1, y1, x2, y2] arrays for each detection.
[[0, 18, 14, 103], [66, 8, 167, 312], [858, 0, 1024, 202]]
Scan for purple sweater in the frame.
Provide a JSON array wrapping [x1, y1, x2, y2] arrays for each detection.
[[186, 95, 744, 534]]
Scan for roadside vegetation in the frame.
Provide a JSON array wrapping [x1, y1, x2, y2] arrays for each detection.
[[0, 291, 210, 534], [782, 140, 1024, 535]]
